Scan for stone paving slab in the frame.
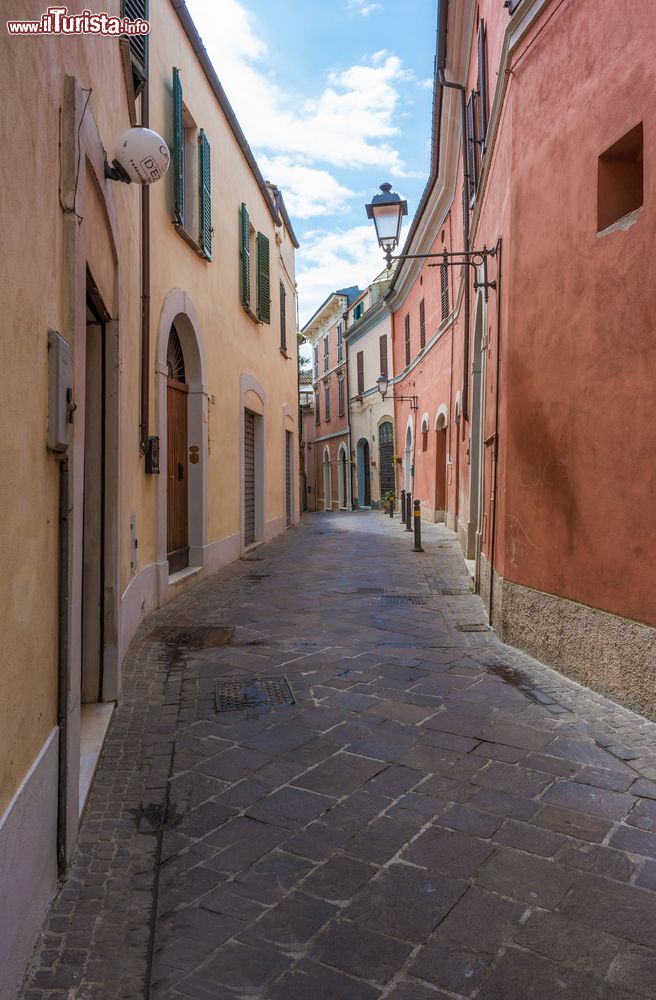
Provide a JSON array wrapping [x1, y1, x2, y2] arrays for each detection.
[[20, 511, 656, 999]]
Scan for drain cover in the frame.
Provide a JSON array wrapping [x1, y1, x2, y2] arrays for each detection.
[[381, 595, 427, 606], [435, 587, 471, 596], [357, 587, 385, 594], [216, 677, 296, 712], [456, 623, 491, 632]]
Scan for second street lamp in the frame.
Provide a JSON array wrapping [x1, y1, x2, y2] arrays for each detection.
[[376, 374, 418, 412]]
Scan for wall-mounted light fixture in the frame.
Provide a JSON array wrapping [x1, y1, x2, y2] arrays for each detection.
[[376, 374, 418, 412]]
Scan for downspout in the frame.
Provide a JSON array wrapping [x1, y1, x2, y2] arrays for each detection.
[[488, 237, 503, 623], [343, 310, 354, 510], [139, 78, 150, 454], [437, 54, 471, 422], [57, 458, 69, 877]]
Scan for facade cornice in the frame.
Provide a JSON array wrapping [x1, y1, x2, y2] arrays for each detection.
[[301, 295, 346, 343]]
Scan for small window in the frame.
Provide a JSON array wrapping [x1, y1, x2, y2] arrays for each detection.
[[338, 378, 345, 416], [337, 322, 344, 363], [121, 0, 148, 100], [324, 383, 331, 421], [313, 344, 319, 382], [353, 302, 364, 321], [172, 68, 212, 259], [422, 429, 428, 452], [440, 263, 450, 320], [279, 282, 287, 353], [315, 392, 320, 425], [419, 299, 426, 349], [379, 334, 388, 378], [598, 123, 643, 233], [357, 351, 364, 395], [323, 335, 330, 372]]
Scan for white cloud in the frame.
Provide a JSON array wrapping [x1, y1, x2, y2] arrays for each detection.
[[297, 222, 406, 327], [258, 156, 355, 219], [186, 0, 413, 176], [349, 0, 383, 15]]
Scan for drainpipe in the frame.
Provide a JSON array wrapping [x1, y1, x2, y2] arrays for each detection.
[[139, 79, 150, 454], [343, 310, 354, 510], [488, 237, 503, 623], [436, 66, 471, 423], [57, 458, 70, 877]]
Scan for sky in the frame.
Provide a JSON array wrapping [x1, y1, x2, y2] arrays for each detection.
[[185, 0, 438, 327]]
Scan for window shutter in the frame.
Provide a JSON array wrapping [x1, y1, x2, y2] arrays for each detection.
[[325, 384, 331, 421], [338, 379, 345, 416], [199, 129, 212, 259], [440, 263, 450, 320], [122, 0, 148, 97], [357, 352, 364, 395], [173, 67, 184, 225], [257, 234, 270, 323], [404, 313, 410, 366], [504, 0, 522, 13], [379, 335, 388, 377], [240, 204, 250, 307], [466, 93, 477, 203], [279, 282, 287, 351], [315, 392, 320, 424], [477, 22, 488, 154], [419, 298, 426, 349], [313, 344, 319, 381]]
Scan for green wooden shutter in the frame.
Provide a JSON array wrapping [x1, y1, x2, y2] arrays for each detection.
[[279, 281, 287, 351], [466, 92, 477, 204], [257, 233, 270, 323], [173, 67, 184, 225], [199, 129, 212, 259], [240, 204, 250, 307], [121, 0, 148, 97]]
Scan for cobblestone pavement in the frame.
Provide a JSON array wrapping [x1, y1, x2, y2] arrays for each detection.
[[22, 512, 656, 1000]]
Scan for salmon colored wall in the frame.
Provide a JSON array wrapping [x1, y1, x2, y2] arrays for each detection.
[[496, 0, 656, 625]]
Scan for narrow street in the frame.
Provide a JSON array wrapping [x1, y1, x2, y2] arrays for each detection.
[[23, 512, 656, 1000]]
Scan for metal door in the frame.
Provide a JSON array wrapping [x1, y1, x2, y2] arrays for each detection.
[[244, 410, 256, 545], [167, 377, 189, 573], [285, 430, 293, 527]]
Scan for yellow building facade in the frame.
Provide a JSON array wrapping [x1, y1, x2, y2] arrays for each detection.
[[0, 3, 299, 995]]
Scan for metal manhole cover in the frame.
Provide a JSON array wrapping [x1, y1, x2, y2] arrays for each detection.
[[456, 623, 491, 632], [216, 676, 296, 712], [357, 587, 385, 594], [381, 595, 427, 606]]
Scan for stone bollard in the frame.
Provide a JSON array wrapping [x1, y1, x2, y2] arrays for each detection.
[[405, 492, 413, 532], [412, 499, 424, 552], [400, 489, 406, 526], [389, 496, 394, 518]]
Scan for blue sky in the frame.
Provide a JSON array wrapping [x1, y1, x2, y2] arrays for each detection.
[[185, 0, 438, 325]]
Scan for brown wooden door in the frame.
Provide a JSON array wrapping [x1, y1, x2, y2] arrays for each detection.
[[167, 377, 189, 573], [244, 411, 256, 545]]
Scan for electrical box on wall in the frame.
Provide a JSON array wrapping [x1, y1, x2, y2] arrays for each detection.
[[145, 435, 160, 474], [47, 330, 71, 452]]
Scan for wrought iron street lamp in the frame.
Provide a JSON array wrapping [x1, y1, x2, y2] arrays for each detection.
[[376, 374, 418, 411], [365, 182, 497, 299]]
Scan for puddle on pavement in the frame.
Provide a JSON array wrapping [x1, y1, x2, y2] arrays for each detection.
[[485, 660, 558, 708]]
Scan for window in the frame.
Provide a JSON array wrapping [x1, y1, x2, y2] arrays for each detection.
[[379, 334, 388, 378], [404, 314, 410, 367], [419, 299, 426, 349], [598, 123, 643, 233], [338, 378, 345, 416], [313, 344, 319, 382], [172, 68, 212, 259], [466, 92, 477, 205], [440, 263, 450, 320], [324, 383, 331, 421], [315, 392, 320, 424], [477, 21, 489, 157], [239, 204, 270, 322], [279, 282, 287, 352], [337, 322, 344, 363], [356, 352, 364, 395], [121, 0, 148, 99], [422, 428, 428, 452], [323, 335, 330, 372], [353, 302, 364, 322]]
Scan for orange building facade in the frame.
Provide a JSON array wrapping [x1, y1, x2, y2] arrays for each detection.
[[386, 0, 655, 715]]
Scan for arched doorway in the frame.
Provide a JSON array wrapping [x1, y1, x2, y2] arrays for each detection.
[[435, 407, 448, 522], [337, 444, 349, 509], [356, 439, 371, 507], [378, 420, 395, 500], [166, 325, 189, 573], [322, 447, 332, 511], [403, 425, 413, 493]]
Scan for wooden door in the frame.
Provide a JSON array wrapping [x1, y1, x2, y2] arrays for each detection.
[[244, 411, 256, 545], [167, 377, 189, 573]]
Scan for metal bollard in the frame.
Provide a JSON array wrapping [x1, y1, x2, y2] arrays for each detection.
[[405, 492, 413, 532], [400, 489, 406, 526], [389, 496, 394, 518], [412, 499, 424, 552]]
